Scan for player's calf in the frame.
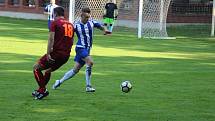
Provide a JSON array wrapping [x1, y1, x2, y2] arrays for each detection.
[[52, 80, 61, 89]]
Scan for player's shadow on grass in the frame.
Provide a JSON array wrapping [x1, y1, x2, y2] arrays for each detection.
[[1, 52, 214, 97], [1, 52, 214, 82]]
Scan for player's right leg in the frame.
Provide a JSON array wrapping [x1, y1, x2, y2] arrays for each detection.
[[53, 48, 85, 89], [52, 62, 83, 89], [32, 54, 50, 99], [74, 48, 95, 92], [33, 63, 50, 100], [33, 89, 49, 100], [33, 63, 46, 93]]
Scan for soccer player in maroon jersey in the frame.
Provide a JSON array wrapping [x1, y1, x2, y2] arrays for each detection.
[[32, 6, 74, 100]]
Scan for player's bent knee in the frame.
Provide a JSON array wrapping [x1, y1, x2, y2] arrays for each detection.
[[33, 64, 39, 70], [91, 62, 94, 66], [33, 63, 42, 71], [87, 61, 93, 67], [73, 68, 80, 73], [74, 69, 79, 73]]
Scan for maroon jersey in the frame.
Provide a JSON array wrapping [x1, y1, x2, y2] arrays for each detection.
[[50, 18, 74, 57]]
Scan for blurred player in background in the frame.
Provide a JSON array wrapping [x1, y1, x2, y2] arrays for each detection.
[[53, 7, 107, 92], [103, 0, 118, 35], [32, 7, 74, 100], [44, 0, 58, 30]]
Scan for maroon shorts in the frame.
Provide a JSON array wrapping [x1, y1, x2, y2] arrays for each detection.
[[38, 53, 69, 71]]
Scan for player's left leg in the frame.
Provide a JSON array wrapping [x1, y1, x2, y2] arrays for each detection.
[[34, 68, 54, 100], [108, 18, 115, 33], [83, 55, 95, 92], [33, 63, 46, 93]]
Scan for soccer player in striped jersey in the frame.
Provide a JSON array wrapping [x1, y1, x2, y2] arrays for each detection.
[[53, 7, 107, 92], [33, 7, 74, 100], [44, 0, 58, 31]]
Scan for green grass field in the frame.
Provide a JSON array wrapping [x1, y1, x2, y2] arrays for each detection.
[[0, 16, 215, 121]]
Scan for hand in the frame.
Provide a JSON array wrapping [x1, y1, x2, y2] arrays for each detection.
[[114, 16, 118, 20], [47, 54, 55, 64]]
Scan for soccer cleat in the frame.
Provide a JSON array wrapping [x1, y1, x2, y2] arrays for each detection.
[[86, 85, 95, 92], [52, 80, 61, 89], [104, 31, 112, 35], [32, 90, 39, 97], [34, 90, 49, 100], [32, 89, 48, 97]]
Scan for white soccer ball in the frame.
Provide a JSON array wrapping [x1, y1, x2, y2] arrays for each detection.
[[120, 81, 132, 93]]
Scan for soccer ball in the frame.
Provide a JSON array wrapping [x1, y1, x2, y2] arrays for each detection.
[[120, 81, 132, 93]]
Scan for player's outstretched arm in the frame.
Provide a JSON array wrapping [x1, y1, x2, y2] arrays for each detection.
[[97, 26, 108, 33], [93, 20, 108, 33]]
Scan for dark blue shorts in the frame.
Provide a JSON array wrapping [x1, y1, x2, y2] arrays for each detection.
[[48, 20, 51, 31], [74, 47, 90, 65]]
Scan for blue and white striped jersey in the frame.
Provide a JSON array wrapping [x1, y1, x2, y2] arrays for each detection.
[[44, 4, 58, 21], [74, 20, 102, 49]]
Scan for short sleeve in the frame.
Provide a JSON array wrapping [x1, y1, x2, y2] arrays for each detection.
[[73, 21, 78, 32], [50, 21, 56, 32], [92, 20, 102, 28]]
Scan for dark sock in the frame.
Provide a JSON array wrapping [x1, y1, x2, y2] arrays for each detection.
[[33, 69, 46, 92], [44, 72, 51, 86]]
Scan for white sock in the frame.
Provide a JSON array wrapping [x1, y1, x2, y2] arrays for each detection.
[[107, 25, 110, 32], [109, 25, 113, 32], [86, 65, 92, 86], [59, 69, 77, 83]]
